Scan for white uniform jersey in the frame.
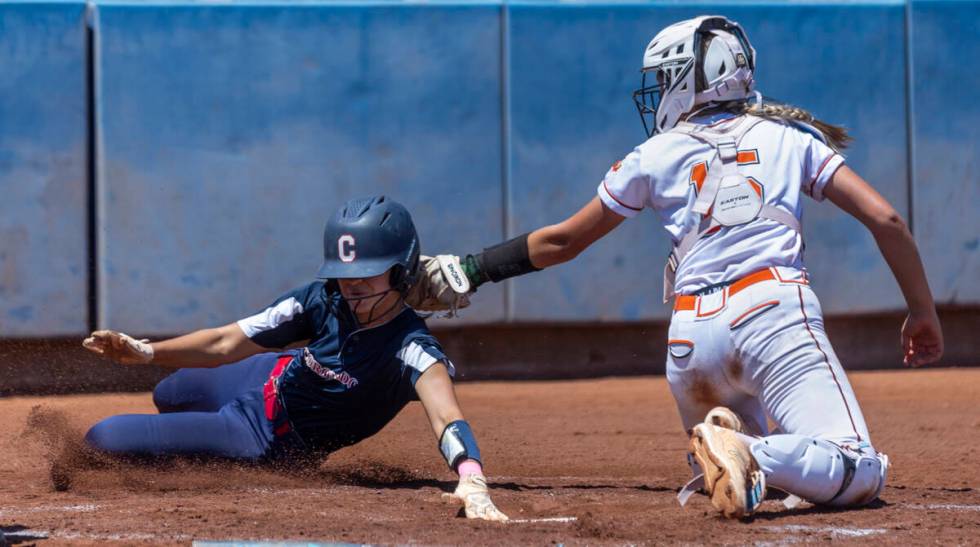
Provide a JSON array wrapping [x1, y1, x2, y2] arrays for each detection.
[[597, 112, 844, 295]]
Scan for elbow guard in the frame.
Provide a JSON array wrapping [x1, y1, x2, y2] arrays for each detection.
[[439, 420, 482, 470]]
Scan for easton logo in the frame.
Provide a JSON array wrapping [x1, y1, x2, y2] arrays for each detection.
[[338, 234, 356, 263]]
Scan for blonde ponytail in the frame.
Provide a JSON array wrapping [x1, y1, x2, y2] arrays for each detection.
[[733, 101, 853, 152]]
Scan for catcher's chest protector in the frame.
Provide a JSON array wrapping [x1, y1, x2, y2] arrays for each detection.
[[663, 116, 803, 301]]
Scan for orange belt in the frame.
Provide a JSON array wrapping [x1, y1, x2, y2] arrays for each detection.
[[673, 268, 780, 312]]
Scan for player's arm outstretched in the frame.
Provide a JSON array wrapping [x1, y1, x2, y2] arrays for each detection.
[[414, 362, 509, 522], [84, 283, 319, 367], [822, 165, 943, 367], [527, 197, 626, 268], [406, 197, 624, 313], [82, 323, 266, 368]]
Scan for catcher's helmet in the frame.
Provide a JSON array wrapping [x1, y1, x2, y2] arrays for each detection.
[[633, 16, 757, 137], [316, 196, 420, 294]]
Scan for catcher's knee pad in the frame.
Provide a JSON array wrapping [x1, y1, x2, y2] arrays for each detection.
[[750, 435, 887, 507], [825, 446, 888, 507]]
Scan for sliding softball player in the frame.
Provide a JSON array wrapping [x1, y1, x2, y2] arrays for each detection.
[[410, 16, 943, 518], [82, 196, 507, 521]]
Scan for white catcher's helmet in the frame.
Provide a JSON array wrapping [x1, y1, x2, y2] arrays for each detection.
[[633, 16, 757, 136]]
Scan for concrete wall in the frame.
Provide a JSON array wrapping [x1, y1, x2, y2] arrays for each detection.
[[506, 2, 910, 320], [909, 0, 980, 305], [0, 1, 89, 336], [94, 3, 506, 334], [0, 0, 977, 339]]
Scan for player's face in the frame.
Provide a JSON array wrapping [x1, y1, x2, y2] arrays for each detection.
[[337, 271, 400, 323], [337, 271, 393, 299]]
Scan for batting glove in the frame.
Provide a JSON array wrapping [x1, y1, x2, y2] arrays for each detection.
[[443, 473, 509, 522], [82, 330, 154, 365]]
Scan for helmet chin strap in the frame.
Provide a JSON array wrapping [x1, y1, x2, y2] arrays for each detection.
[[347, 288, 404, 326]]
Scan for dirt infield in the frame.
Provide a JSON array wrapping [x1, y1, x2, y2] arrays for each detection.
[[1, 368, 978, 545]]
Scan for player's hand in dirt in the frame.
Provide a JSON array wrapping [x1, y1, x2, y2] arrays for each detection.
[[405, 255, 472, 317], [82, 330, 154, 365], [443, 473, 509, 522], [901, 311, 943, 367]]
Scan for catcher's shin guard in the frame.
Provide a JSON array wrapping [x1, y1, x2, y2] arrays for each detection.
[[689, 423, 766, 518]]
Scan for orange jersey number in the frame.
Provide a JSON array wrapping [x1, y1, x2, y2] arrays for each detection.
[[689, 149, 764, 217]]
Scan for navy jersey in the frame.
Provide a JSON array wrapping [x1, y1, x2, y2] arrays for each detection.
[[237, 282, 453, 452]]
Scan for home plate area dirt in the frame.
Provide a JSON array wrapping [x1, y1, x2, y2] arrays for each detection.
[[1, 368, 978, 545]]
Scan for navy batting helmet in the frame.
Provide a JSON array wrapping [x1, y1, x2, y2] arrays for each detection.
[[316, 196, 420, 293]]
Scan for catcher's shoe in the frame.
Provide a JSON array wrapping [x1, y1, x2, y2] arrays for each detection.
[[705, 406, 745, 433], [689, 423, 766, 519]]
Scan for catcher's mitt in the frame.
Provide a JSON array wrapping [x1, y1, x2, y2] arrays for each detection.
[[405, 255, 472, 317]]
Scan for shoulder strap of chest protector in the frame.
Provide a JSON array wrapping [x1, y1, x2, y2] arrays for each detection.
[[662, 115, 802, 302]]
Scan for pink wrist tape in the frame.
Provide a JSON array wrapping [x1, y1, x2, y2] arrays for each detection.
[[457, 459, 483, 478]]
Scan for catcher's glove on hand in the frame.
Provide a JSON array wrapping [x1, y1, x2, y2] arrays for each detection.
[[443, 473, 509, 522], [82, 330, 154, 365], [405, 254, 471, 317], [688, 423, 766, 519]]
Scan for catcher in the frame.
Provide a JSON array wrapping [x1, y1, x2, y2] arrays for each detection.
[[82, 196, 507, 522], [408, 16, 943, 518]]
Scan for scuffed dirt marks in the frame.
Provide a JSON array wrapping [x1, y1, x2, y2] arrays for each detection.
[[2, 371, 980, 545], [23, 405, 82, 459], [574, 510, 626, 540], [317, 460, 431, 487], [22, 405, 103, 492], [20, 405, 312, 496]]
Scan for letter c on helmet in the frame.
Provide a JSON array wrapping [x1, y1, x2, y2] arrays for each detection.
[[338, 234, 356, 263]]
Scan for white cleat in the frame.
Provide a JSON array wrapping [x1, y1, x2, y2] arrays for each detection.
[[689, 423, 766, 519]]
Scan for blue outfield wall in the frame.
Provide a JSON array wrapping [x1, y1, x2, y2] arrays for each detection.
[[0, 1, 975, 338], [0, 2, 89, 337], [909, 0, 980, 305], [93, 2, 506, 334], [506, 1, 909, 321]]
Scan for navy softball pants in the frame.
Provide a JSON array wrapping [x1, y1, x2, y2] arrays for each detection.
[[85, 353, 281, 461]]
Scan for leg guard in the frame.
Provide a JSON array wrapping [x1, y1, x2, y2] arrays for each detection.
[[828, 445, 888, 507], [750, 434, 887, 507]]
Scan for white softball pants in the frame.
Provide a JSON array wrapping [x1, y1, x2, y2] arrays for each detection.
[[666, 267, 886, 506]]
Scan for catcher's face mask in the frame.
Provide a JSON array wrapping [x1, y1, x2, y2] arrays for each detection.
[[633, 60, 692, 138]]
